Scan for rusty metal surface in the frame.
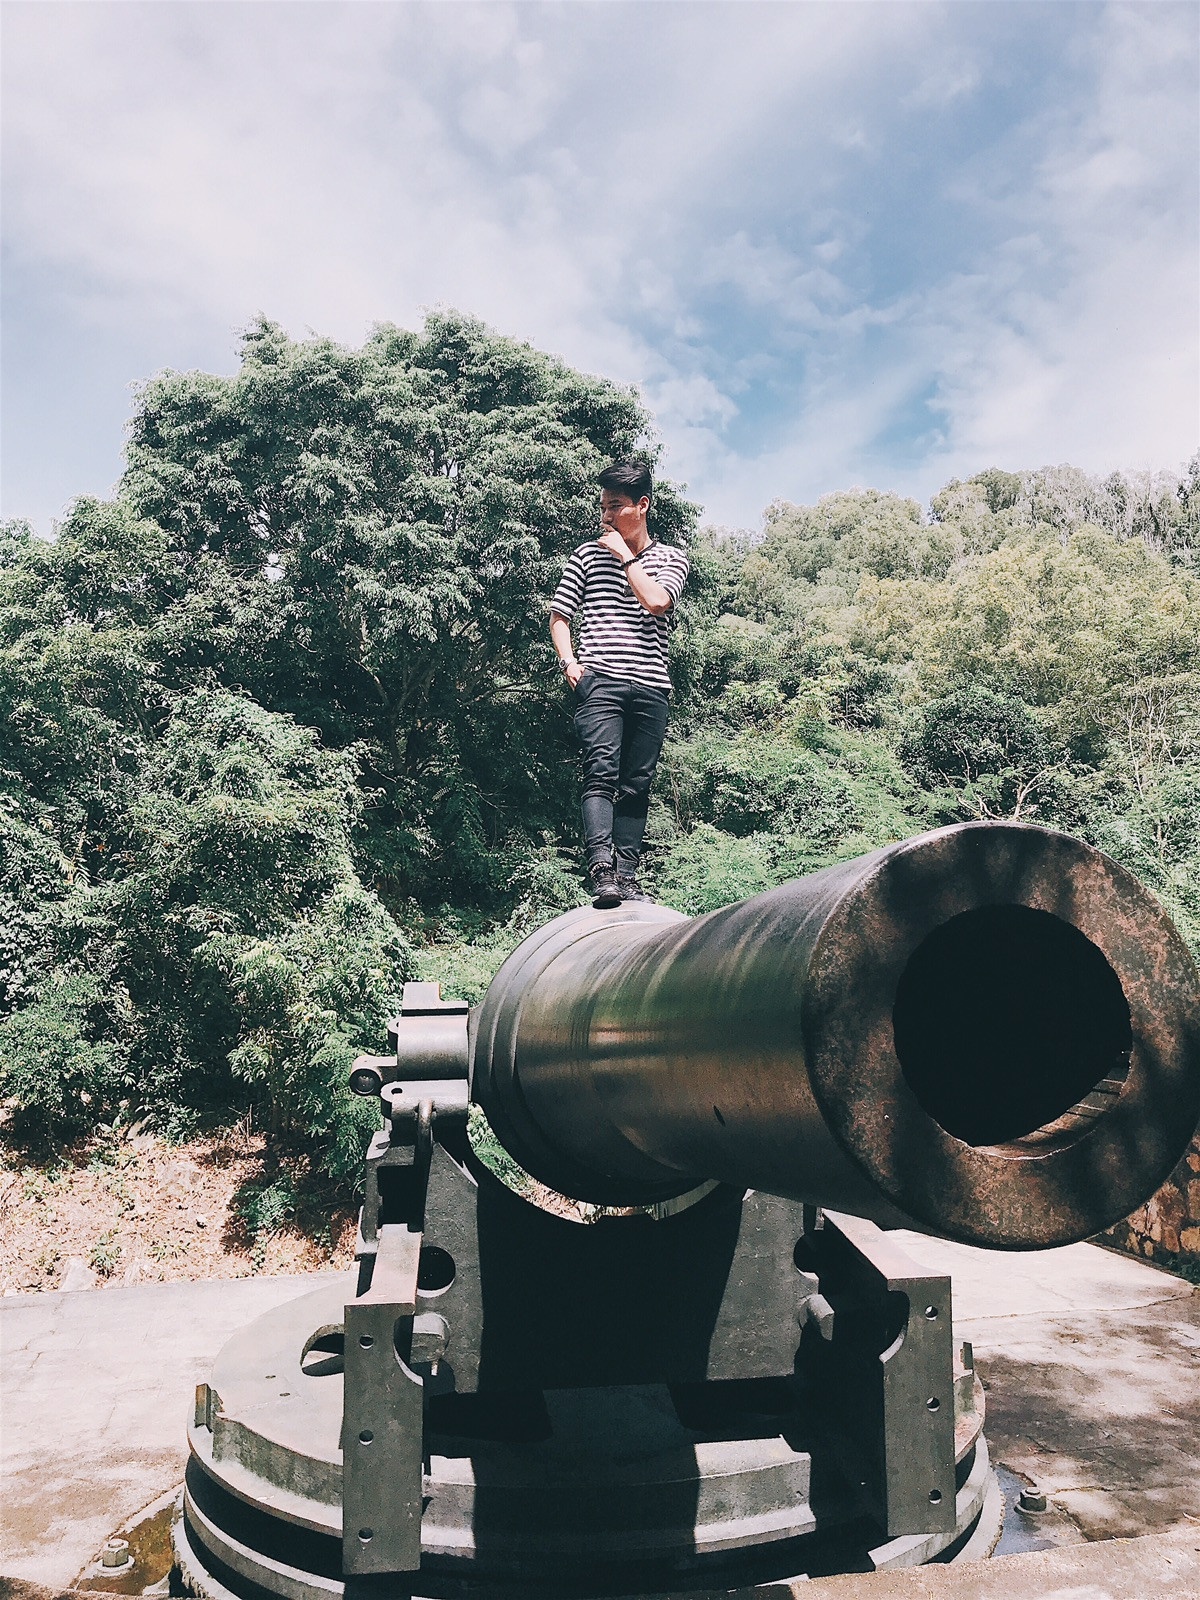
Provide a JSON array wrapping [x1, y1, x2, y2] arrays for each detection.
[[472, 823, 1200, 1246], [806, 825, 1200, 1247], [471, 899, 690, 1205]]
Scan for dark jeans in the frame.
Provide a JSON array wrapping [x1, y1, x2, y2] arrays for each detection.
[[573, 672, 670, 873]]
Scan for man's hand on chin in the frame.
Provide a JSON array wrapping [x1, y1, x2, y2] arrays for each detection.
[[595, 529, 629, 561]]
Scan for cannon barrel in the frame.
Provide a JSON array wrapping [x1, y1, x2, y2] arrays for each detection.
[[472, 822, 1200, 1248]]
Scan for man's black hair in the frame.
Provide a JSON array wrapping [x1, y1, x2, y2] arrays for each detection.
[[598, 459, 653, 504]]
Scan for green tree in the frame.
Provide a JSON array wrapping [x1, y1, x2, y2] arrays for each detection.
[[898, 685, 1053, 819], [122, 313, 697, 906], [736, 489, 956, 626], [0, 687, 416, 1161], [6, 306, 1198, 1181], [0, 313, 703, 1166], [0, 972, 135, 1148]]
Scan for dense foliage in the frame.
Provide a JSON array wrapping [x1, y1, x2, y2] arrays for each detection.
[[2, 314, 1197, 1181]]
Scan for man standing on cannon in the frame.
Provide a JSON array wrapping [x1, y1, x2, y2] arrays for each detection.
[[550, 460, 690, 908]]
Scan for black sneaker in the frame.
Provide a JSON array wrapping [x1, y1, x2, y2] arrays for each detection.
[[589, 863, 622, 909], [617, 875, 652, 903]]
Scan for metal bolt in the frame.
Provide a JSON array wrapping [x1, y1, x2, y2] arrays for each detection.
[[1018, 1485, 1048, 1513], [101, 1539, 131, 1568], [349, 1059, 385, 1097]]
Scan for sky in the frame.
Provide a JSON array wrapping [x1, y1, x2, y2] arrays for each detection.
[[2, 0, 1197, 534]]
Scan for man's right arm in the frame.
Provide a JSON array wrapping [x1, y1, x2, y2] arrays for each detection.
[[550, 612, 585, 688], [550, 550, 587, 688]]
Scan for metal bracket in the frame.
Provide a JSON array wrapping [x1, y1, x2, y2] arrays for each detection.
[[387, 981, 470, 1082], [802, 1212, 957, 1537], [349, 981, 470, 1100], [341, 987, 469, 1577], [384, 1079, 469, 1138], [342, 1223, 425, 1575]]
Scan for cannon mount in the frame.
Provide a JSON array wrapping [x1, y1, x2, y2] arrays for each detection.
[[179, 993, 1001, 1596], [176, 823, 1200, 1598]]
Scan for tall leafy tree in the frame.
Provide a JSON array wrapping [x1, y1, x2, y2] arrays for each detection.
[[0, 313, 697, 1162], [123, 313, 696, 905]]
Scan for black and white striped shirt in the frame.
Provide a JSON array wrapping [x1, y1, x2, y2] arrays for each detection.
[[550, 541, 690, 692]]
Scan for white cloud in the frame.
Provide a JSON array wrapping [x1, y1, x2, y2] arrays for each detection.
[[1, 0, 1195, 532], [644, 371, 738, 431], [676, 2, 1199, 519], [698, 231, 849, 326], [656, 327, 941, 529], [3, 2, 903, 335], [2, 3, 925, 502], [902, 53, 980, 111], [918, 1, 1198, 482]]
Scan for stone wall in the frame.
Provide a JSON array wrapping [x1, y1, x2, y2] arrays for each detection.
[[1101, 1131, 1200, 1269]]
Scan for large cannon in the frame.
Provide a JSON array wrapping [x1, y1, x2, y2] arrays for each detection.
[[177, 823, 1200, 1598]]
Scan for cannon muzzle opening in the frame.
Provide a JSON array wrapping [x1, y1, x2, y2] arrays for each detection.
[[472, 822, 1200, 1248], [893, 902, 1131, 1147]]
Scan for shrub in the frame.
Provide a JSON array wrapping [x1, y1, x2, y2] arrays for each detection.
[[899, 685, 1053, 817], [0, 972, 135, 1148]]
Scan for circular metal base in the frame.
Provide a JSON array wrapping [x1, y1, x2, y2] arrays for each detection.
[[178, 1283, 1000, 1598], [175, 1449, 1003, 1600]]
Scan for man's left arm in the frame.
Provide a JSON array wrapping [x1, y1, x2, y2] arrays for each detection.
[[631, 546, 689, 618], [595, 531, 679, 617], [624, 557, 673, 616]]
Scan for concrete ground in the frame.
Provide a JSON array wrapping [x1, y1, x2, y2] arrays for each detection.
[[1, 1241, 1197, 1597], [896, 1231, 1200, 1549], [775, 1524, 1200, 1598], [0, 1273, 342, 1591]]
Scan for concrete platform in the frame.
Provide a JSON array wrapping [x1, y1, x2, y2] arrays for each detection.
[[1, 1242, 1197, 1597], [0, 1273, 342, 1591], [895, 1232, 1200, 1547], [777, 1523, 1200, 1597]]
